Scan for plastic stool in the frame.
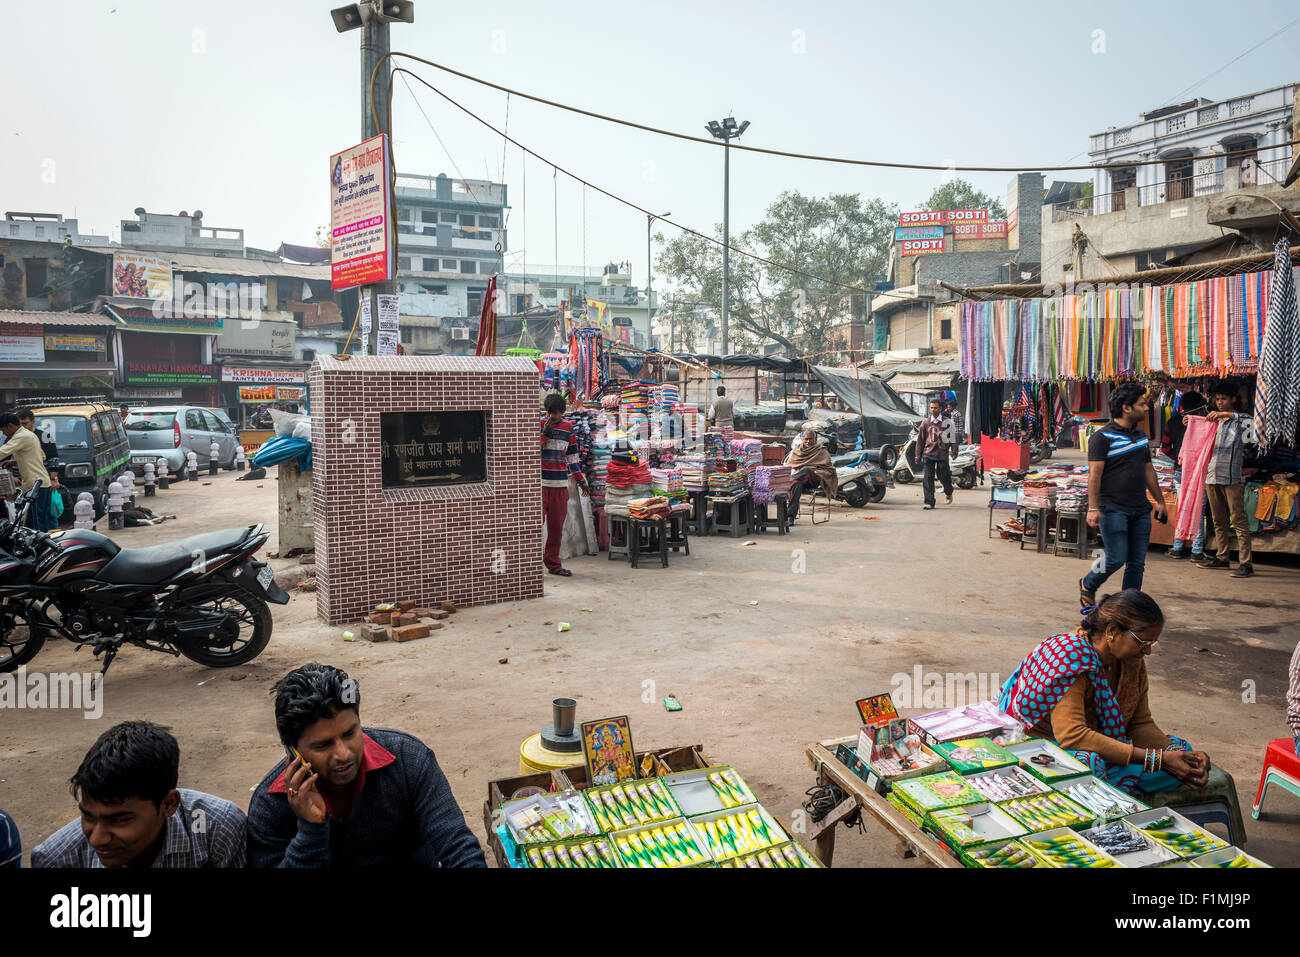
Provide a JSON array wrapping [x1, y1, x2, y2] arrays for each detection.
[[1053, 509, 1089, 559], [750, 496, 789, 535], [1252, 737, 1300, 819], [1144, 765, 1247, 848], [629, 517, 668, 569], [607, 514, 630, 561], [665, 512, 690, 555]]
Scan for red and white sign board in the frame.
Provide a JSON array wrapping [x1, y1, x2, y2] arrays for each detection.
[[953, 221, 1008, 240], [944, 209, 989, 223], [330, 133, 394, 290], [899, 210, 944, 227], [901, 238, 945, 256]]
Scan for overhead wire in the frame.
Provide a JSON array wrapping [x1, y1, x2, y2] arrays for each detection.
[[373, 51, 1300, 175]]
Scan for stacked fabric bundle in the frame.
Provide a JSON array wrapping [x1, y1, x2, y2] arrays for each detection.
[[1055, 489, 1087, 512], [649, 467, 686, 503], [628, 496, 671, 520], [766, 465, 792, 498], [675, 404, 700, 443], [1019, 482, 1053, 509], [650, 384, 679, 414], [708, 469, 748, 495], [729, 438, 764, 481], [606, 456, 651, 489], [704, 433, 728, 457], [751, 466, 776, 505], [675, 455, 713, 491]]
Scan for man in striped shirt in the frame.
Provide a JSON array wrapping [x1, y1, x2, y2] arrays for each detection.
[[542, 394, 588, 577], [1197, 382, 1253, 578], [31, 721, 246, 868], [1081, 383, 1167, 606], [1288, 639, 1300, 756]]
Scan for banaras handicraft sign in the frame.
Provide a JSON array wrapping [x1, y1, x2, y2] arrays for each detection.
[[380, 411, 487, 488]]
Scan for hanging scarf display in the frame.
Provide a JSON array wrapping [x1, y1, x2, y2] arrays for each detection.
[[567, 328, 606, 399], [1254, 239, 1300, 451]]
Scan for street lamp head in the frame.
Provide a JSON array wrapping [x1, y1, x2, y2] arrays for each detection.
[[706, 121, 724, 138], [736, 120, 750, 137], [722, 116, 737, 132]]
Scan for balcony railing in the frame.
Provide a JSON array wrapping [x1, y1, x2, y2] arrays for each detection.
[[1050, 157, 1289, 221]]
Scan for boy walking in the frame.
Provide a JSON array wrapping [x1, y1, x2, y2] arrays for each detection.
[[1198, 383, 1254, 578], [917, 397, 957, 509], [541, 394, 588, 577]]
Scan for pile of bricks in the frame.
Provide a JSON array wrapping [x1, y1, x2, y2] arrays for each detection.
[[356, 599, 458, 643]]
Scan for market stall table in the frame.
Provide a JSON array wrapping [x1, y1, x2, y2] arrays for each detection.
[[805, 736, 961, 868]]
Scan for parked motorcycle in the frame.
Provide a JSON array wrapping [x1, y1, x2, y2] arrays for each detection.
[[0, 481, 289, 675], [829, 446, 896, 506]]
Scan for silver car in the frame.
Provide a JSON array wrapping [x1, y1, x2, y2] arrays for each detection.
[[124, 406, 239, 477]]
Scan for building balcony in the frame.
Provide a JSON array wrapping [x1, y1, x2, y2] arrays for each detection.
[[1050, 157, 1289, 222]]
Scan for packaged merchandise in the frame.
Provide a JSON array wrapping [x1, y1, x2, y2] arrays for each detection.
[[929, 803, 1028, 849], [1050, 775, 1147, 820], [999, 791, 1093, 830], [1021, 828, 1119, 868], [583, 778, 681, 830], [691, 805, 787, 862], [521, 837, 623, 869], [1081, 820, 1179, 867], [610, 818, 710, 868], [1125, 809, 1228, 858], [660, 767, 755, 816], [932, 736, 1017, 774], [965, 765, 1051, 801], [715, 842, 820, 869], [892, 771, 983, 814], [1004, 739, 1091, 781], [965, 839, 1041, 868], [1191, 847, 1271, 868], [503, 790, 600, 845]]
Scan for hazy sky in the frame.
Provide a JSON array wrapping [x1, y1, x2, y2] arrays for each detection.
[[5, 0, 1297, 288]]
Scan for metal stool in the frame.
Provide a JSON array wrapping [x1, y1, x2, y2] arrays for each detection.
[[629, 517, 669, 568], [607, 513, 630, 561], [1053, 509, 1089, 558]]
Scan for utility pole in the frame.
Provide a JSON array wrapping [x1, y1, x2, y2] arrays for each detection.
[[647, 211, 669, 352], [706, 117, 749, 356], [332, 1, 413, 355]]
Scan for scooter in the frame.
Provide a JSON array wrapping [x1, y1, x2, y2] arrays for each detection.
[[830, 447, 895, 507]]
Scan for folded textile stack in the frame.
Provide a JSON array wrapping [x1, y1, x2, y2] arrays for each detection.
[[704, 433, 728, 457], [675, 404, 700, 444], [600, 393, 621, 411], [766, 465, 792, 497], [604, 483, 652, 516], [1055, 489, 1087, 512], [606, 458, 652, 488], [1019, 482, 1053, 509], [752, 466, 776, 504], [649, 467, 686, 503], [650, 384, 679, 414], [675, 455, 713, 491], [708, 470, 748, 495], [729, 438, 764, 480], [628, 496, 671, 520]]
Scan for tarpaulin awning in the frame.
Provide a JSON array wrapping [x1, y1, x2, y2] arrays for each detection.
[[808, 364, 921, 446], [888, 373, 956, 393]]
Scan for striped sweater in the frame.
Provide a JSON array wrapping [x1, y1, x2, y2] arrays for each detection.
[[541, 418, 585, 489]]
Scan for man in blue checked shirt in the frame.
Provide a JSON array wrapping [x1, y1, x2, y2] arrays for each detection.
[[1080, 383, 1168, 606], [31, 721, 245, 868]]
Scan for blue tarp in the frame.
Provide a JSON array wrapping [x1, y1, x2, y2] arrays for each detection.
[[252, 435, 312, 470]]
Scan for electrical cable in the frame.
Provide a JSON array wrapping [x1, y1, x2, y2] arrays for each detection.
[[371, 51, 1300, 175], [803, 782, 865, 834], [1162, 15, 1300, 107]]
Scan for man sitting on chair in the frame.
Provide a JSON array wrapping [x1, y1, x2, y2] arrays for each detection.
[[784, 427, 837, 524]]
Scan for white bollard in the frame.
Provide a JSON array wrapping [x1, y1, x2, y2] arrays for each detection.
[[74, 492, 95, 530], [235, 446, 246, 471], [156, 458, 169, 490], [186, 451, 198, 481], [143, 461, 156, 497], [209, 440, 220, 476], [119, 470, 136, 507], [107, 481, 125, 530]]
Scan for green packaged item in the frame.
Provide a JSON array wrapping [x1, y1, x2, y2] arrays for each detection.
[[933, 737, 1017, 775], [964, 839, 1040, 868], [1021, 828, 1119, 868], [892, 771, 982, 814], [1004, 739, 1090, 781], [715, 841, 821, 869], [929, 802, 1027, 849], [1000, 791, 1094, 831]]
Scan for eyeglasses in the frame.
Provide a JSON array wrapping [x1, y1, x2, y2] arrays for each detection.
[[1129, 630, 1157, 651]]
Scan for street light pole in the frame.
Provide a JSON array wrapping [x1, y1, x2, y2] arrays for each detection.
[[647, 211, 669, 351], [705, 117, 749, 357]]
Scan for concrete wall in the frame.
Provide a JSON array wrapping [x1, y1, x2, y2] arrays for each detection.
[[886, 302, 959, 353]]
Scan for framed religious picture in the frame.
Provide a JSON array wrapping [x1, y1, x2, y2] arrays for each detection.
[[855, 693, 899, 726], [580, 715, 637, 787]]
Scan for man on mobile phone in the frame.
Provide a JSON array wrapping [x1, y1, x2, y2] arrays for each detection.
[[31, 721, 246, 868], [246, 663, 486, 868], [1080, 383, 1166, 606]]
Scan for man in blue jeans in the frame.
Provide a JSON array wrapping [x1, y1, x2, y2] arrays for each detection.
[[1080, 382, 1168, 607]]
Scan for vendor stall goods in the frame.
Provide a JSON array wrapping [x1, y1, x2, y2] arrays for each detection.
[[1127, 809, 1227, 858], [714, 843, 820, 868], [999, 791, 1093, 830], [931, 737, 1017, 774], [1052, 776, 1146, 819], [893, 771, 982, 813], [693, 805, 787, 862], [522, 837, 621, 869], [1021, 829, 1119, 868], [908, 702, 1021, 746], [930, 803, 1028, 849], [584, 779, 680, 830], [965, 839, 1041, 868], [613, 819, 710, 868]]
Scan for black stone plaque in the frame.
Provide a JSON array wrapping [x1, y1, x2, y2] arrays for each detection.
[[380, 411, 487, 488]]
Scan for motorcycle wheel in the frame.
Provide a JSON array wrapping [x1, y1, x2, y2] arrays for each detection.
[[879, 445, 899, 471], [957, 471, 976, 490], [0, 603, 46, 673], [867, 485, 887, 504], [171, 584, 272, 668], [1028, 443, 1046, 465], [842, 485, 869, 508], [894, 468, 913, 484]]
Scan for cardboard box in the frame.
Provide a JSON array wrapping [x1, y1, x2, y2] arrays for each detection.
[[858, 720, 946, 791], [998, 791, 1094, 831], [660, 766, 755, 817], [501, 790, 601, 845], [1191, 847, 1270, 868], [885, 791, 927, 830], [962, 838, 1042, 869], [928, 802, 1028, 850], [716, 841, 820, 869], [583, 778, 681, 831], [965, 765, 1051, 802], [609, 817, 710, 868], [1004, 739, 1090, 781], [908, 701, 1020, 746], [892, 771, 983, 815], [517, 835, 624, 869], [932, 736, 1017, 774]]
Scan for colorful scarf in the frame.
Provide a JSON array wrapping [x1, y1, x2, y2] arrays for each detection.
[[999, 630, 1128, 740]]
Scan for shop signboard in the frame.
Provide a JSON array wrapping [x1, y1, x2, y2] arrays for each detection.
[[220, 365, 306, 384], [239, 385, 278, 404], [899, 210, 943, 227], [900, 238, 945, 256], [1007, 206, 1019, 232], [945, 209, 989, 224], [0, 330, 45, 363], [380, 411, 487, 488], [44, 333, 106, 353], [115, 387, 183, 401], [894, 225, 944, 240], [330, 133, 394, 290], [276, 385, 305, 402], [112, 251, 173, 301], [123, 362, 218, 385], [215, 319, 296, 357], [953, 221, 1009, 240]]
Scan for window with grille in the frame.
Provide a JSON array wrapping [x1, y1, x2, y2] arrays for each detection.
[[1166, 115, 1187, 133]]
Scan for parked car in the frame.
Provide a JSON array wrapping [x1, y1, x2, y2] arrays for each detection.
[[28, 403, 130, 517], [124, 406, 239, 477]]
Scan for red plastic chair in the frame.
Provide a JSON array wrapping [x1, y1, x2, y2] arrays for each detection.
[[1252, 737, 1300, 819]]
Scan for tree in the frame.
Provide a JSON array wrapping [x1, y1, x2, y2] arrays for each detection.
[[654, 191, 897, 355], [921, 178, 1007, 220]]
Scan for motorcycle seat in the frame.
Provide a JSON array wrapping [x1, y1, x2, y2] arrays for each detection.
[[97, 527, 255, 585]]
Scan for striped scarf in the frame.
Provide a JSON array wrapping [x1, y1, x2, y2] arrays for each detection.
[[1255, 240, 1299, 451]]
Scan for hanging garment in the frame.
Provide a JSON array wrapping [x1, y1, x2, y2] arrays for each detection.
[[1254, 240, 1299, 451], [1174, 416, 1217, 541], [1244, 482, 1261, 532]]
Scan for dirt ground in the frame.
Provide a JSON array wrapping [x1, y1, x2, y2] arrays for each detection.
[[3, 453, 1298, 867]]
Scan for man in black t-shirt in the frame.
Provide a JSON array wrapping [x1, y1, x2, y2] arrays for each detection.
[[1079, 382, 1167, 606]]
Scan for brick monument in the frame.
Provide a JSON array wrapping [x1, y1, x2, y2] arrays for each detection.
[[310, 354, 543, 624]]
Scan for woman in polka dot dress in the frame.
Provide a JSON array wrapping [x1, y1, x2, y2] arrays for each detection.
[[999, 590, 1211, 795]]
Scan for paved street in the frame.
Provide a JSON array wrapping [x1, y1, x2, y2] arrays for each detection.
[[3, 455, 1296, 867]]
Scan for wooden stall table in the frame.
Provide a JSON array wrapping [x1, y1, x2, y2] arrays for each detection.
[[804, 736, 960, 868]]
